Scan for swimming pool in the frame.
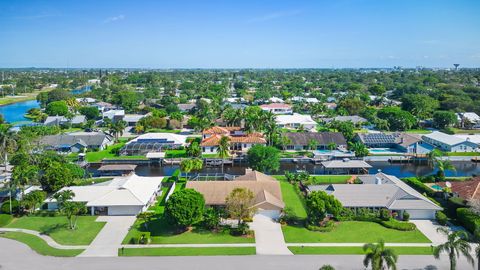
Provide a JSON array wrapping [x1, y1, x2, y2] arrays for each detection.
[[369, 148, 404, 154], [431, 184, 443, 191]]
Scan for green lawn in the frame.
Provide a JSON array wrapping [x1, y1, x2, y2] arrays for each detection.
[[282, 221, 430, 243], [0, 232, 84, 257], [119, 247, 256, 256], [405, 129, 431, 134], [280, 151, 314, 158], [451, 128, 480, 134], [165, 149, 188, 158], [277, 179, 307, 219], [444, 152, 480, 156], [84, 139, 148, 162], [288, 246, 433, 255], [124, 179, 252, 244], [123, 215, 254, 244], [6, 216, 106, 245]]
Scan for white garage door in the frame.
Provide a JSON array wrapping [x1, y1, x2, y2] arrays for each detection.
[[407, 210, 435, 220], [108, 206, 143, 216], [257, 210, 281, 220]]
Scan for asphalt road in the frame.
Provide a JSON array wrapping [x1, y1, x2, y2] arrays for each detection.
[[0, 238, 476, 270]]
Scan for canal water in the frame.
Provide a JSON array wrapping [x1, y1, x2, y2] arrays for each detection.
[[93, 161, 480, 179], [0, 85, 92, 124]]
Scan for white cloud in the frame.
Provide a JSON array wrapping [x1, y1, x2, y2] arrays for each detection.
[[104, 15, 125, 23], [247, 10, 301, 23]]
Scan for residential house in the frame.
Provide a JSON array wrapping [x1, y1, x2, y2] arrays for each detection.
[[102, 109, 125, 122], [283, 132, 347, 151], [200, 126, 266, 154], [186, 169, 285, 218], [291, 97, 320, 103], [457, 112, 480, 129], [321, 159, 372, 174], [307, 172, 442, 219], [422, 131, 478, 152], [122, 133, 188, 155], [275, 113, 317, 130], [124, 113, 149, 127], [94, 102, 116, 113], [43, 115, 86, 127], [322, 115, 367, 126], [438, 177, 480, 201], [323, 103, 337, 110], [268, 97, 284, 103], [39, 131, 113, 153], [356, 132, 434, 154], [47, 174, 162, 216], [260, 103, 293, 115], [177, 103, 197, 113]]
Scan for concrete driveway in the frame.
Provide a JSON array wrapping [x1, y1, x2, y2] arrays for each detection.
[[79, 216, 137, 257], [250, 214, 292, 255], [410, 219, 460, 244]]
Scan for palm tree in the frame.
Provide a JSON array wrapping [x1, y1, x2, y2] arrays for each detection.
[[180, 159, 193, 180], [363, 239, 398, 270], [218, 136, 230, 173], [0, 124, 17, 213], [433, 228, 474, 270], [348, 141, 369, 157], [436, 159, 456, 180], [427, 149, 443, 167], [327, 142, 337, 151]]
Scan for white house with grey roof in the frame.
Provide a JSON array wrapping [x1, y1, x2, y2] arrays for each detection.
[[308, 172, 442, 219], [422, 131, 478, 152], [47, 174, 162, 216]]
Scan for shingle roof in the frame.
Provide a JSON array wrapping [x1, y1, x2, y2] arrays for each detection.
[[186, 170, 284, 210], [284, 132, 347, 146], [422, 131, 466, 146], [308, 173, 441, 210], [200, 134, 266, 147], [40, 132, 111, 148]]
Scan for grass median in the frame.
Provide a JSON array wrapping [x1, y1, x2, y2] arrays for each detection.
[[289, 246, 433, 255], [0, 232, 84, 257], [119, 247, 256, 256]]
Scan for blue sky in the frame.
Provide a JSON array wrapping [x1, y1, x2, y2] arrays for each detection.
[[1, 0, 479, 68]]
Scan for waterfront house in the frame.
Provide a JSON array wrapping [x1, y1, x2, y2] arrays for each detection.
[[283, 132, 347, 151], [307, 172, 442, 220], [47, 174, 162, 216], [186, 169, 285, 218], [355, 132, 434, 154], [260, 103, 293, 115], [275, 113, 317, 130], [422, 131, 478, 152], [39, 131, 113, 153], [178, 103, 197, 113], [200, 126, 266, 154], [122, 133, 188, 155]]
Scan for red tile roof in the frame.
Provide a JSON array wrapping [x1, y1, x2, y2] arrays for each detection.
[[200, 134, 266, 147], [439, 177, 480, 200], [260, 103, 292, 109]]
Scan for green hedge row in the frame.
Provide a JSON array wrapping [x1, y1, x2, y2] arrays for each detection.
[[379, 219, 416, 231], [456, 208, 480, 234], [401, 178, 435, 197]]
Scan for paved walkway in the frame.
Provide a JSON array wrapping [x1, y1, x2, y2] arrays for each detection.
[[0, 228, 88, 249], [249, 214, 292, 255], [79, 216, 137, 257]]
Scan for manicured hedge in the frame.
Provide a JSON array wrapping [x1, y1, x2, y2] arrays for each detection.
[[456, 208, 480, 234], [436, 211, 447, 226], [401, 178, 435, 197], [446, 197, 467, 218], [379, 219, 416, 231]]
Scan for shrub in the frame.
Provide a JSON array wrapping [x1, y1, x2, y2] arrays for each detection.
[[402, 211, 410, 221], [446, 197, 467, 218], [379, 209, 390, 221], [230, 222, 250, 236], [401, 178, 434, 197], [201, 207, 220, 230], [380, 219, 416, 231], [1, 200, 19, 214], [436, 211, 447, 226], [0, 214, 13, 227], [306, 220, 336, 232], [138, 232, 151, 244], [456, 208, 480, 234], [280, 207, 301, 225]]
